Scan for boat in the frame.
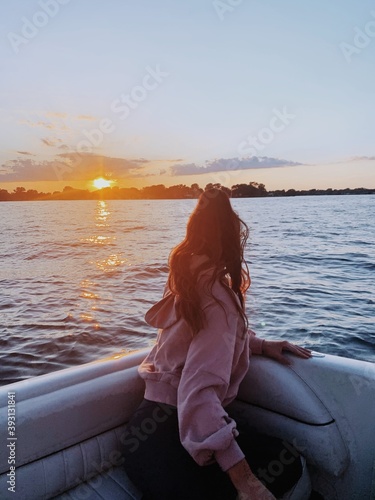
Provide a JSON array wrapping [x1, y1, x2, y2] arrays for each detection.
[[0, 348, 374, 499]]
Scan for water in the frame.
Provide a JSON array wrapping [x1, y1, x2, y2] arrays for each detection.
[[0, 196, 374, 386]]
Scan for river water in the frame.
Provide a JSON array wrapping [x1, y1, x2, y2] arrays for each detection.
[[0, 195, 374, 385]]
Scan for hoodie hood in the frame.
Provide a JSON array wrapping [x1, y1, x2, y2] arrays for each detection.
[[145, 255, 216, 329], [145, 291, 179, 329]]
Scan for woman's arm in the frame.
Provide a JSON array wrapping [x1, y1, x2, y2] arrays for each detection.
[[177, 299, 246, 471], [262, 339, 312, 365], [248, 329, 312, 364], [227, 458, 276, 500], [248, 329, 264, 355]]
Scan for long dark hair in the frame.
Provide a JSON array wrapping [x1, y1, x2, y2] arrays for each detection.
[[168, 188, 250, 334]]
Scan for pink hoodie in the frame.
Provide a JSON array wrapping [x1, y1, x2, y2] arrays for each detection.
[[138, 264, 264, 472]]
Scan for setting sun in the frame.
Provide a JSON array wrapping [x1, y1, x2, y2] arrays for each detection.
[[93, 177, 112, 190]]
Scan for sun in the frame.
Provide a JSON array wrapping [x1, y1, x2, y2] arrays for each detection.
[[93, 177, 112, 190]]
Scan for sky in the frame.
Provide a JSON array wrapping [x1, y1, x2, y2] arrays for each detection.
[[0, 0, 374, 192]]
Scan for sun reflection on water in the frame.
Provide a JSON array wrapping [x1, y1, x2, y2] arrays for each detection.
[[80, 290, 100, 299], [94, 254, 128, 272], [77, 201, 120, 334], [95, 200, 111, 227], [81, 235, 115, 245], [80, 312, 94, 322], [74, 201, 131, 344]]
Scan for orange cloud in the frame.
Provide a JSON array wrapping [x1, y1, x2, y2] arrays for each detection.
[[0, 153, 147, 183], [46, 112, 68, 118], [76, 115, 97, 121]]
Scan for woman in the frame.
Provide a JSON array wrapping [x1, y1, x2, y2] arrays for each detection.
[[122, 188, 312, 499]]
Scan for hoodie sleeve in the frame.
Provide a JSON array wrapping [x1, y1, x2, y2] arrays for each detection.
[[177, 288, 246, 472]]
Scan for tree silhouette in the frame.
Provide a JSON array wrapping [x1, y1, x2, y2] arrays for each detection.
[[0, 183, 373, 202]]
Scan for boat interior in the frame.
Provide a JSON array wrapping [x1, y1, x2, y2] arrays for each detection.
[[0, 348, 374, 499]]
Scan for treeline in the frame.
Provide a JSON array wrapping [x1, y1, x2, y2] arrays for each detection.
[[0, 183, 374, 202], [270, 187, 375, 197]]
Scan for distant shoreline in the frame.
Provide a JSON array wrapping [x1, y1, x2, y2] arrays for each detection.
[[1, 183, 374, 202]]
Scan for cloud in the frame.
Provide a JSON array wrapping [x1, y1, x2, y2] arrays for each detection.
[[348, 155, 375, 161], [17, 151, 35, 156], [41, 137, 70, 149], [0, 153, 307, 183], [19, 119, 70, 132], [46, 112, 98, 121], [0, 158, 54, 182], [19, 120, 57, 130], [41, 138, 59, 147], [0, 153, 146, 183], [46, 112, 68, 119], [171, 156, 304, 176], [130, 158, 150, 164], [58, 153, 146, 180], [76, 115, 96, 121], [40, 137, 71, 151], [45, 112, 96, 121]]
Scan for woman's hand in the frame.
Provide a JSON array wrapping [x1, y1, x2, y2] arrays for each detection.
[[236, 475, 277, 500], [227, 458, 276, 500], [262, 340, 312, 365]]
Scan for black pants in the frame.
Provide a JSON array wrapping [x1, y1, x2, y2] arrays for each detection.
[[122, 399, 302, 500]]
